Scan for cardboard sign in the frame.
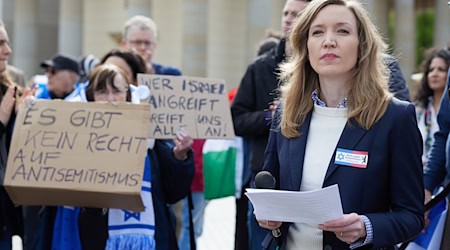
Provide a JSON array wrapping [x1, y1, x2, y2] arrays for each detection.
[[137, 74, 235, 139], [4, 100, 150, 211]]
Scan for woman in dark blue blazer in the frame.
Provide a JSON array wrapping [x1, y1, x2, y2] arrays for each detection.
[[257, 0, 424, 249]]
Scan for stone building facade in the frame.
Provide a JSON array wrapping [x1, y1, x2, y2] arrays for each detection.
[[0, 0, 449, 90]]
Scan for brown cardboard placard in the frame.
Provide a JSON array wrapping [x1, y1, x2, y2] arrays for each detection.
[[137, 74, 235, 139], [4, 100, 150, 211]]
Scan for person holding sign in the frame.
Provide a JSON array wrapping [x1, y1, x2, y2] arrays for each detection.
[[74, 64, 194, 250], [257, 0, 423, 249], [99, 48, 147, 105], [0, 20, 38, 249], [23, 54, 84, 250]]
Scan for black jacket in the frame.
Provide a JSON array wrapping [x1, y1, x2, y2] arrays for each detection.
[[385, 54, 410, 102], [231, 39, 286, 174], [0, 83, 23, 245]]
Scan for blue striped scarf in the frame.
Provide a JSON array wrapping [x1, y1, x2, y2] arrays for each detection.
[[106, 154, 156, 250]]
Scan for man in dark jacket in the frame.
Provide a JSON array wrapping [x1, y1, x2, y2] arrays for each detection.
[[231, 1, 410, 249], [385, 53, 410, 101], [231, 1, 309, 249]]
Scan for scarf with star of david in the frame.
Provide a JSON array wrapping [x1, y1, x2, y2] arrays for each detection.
[[105, 154, 156, 250]]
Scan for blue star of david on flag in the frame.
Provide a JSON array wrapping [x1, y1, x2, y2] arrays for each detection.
[[123, 210, 141, 221], [337, 153, 345, 160]]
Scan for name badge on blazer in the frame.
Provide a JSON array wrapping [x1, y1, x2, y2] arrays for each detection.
[[335, 148, 368, 169]]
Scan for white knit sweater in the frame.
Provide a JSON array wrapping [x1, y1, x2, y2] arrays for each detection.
[[286, 104, 347, 250]]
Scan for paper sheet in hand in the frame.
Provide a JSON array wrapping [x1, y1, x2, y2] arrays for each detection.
[[245, 184, 343, 224]]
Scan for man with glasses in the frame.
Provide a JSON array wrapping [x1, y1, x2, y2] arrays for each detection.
[[121, 15, 181, 76], [35, 54, 82, 100]]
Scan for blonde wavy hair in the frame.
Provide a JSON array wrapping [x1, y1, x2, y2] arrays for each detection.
[[279, 0, 392, 138]]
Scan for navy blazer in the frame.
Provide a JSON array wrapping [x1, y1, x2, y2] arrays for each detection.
[[261, 98, 424, 250]]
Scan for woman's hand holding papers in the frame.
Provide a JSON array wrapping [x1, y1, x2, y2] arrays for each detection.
[[257, 220, 282, 231], [319, 213, 366, 244]]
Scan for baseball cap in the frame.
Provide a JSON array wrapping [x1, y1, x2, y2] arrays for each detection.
[[40, 54, 80, 75]]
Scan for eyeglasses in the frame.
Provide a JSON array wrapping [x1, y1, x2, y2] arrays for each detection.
[[94, 87, 128, 97], [127, 40, 153, 48], [46, 68, 59, 75], [0, 40, 11, 49]]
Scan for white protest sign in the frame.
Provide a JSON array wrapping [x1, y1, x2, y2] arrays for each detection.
[[4, 100, 150, 211], [138, 74, 235, 139]]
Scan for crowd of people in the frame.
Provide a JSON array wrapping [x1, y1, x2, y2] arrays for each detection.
[[0, 0, 449, 249]]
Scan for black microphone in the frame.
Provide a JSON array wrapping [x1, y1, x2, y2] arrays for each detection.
[[254, 171, 276, 189], [254, 171, 282, 239]]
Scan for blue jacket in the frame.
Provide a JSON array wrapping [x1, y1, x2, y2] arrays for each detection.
[[153, 63, 182, 76], [424, 68, 450, 192], [78, 140, 194, 250], [261, 98, 424, 249]]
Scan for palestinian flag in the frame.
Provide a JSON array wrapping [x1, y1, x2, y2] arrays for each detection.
[[202, 137, 243, 200]]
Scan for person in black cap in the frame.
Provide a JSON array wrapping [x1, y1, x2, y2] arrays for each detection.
[[22, 54, 82, 250], [36, 54, 80, 100]]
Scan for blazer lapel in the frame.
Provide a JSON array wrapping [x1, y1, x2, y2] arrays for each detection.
[[323, 121, 367, 183], [289, 112, 312, 191]]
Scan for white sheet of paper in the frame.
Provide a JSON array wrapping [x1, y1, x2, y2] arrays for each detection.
[[245, 184, 343, 224]]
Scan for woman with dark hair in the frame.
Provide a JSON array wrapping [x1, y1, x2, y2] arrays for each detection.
[[85, 64, 132, 102], [414, 48, 450, 165], [100, 48, 148, 86], [76, 64, 194, 250]]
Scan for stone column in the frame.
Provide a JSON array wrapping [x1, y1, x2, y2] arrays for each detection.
[[434, 0, 450, 48], [394, 0, 415, 86], [181, 0, 207, 77], [246, 0, 271, 60], [2, 0, 14, 47], [269, 0, 285, 32], [207, 0, 247, 90], [59, 0, 82, 57], [36, 0, 59, 71], [0, 0, 3, 20], [363, 0, 389, 39], [152, 0, 183, 70], [12, 0, 38, 77], [125, 0, 151, 18], [82, 0, 125, 57]]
